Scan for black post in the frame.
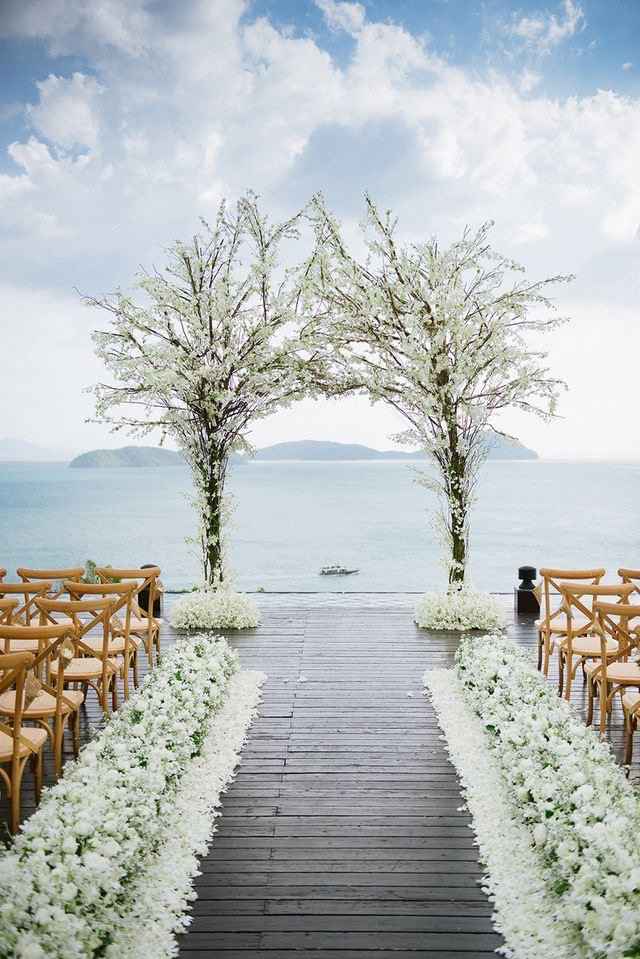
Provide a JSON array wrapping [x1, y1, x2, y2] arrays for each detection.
[[139, 563, 162, 617], [515, 565, 539, 615]]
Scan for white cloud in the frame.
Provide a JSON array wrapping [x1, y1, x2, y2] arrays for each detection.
[[315, 0, 366, 36], [0, 0, 638, 457], [510, 0, 584, 54], [27, 72, 103, 148], [622, 62, 633, 71]]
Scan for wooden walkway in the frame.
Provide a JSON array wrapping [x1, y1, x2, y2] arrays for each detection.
[[3, 596, 637, 956]]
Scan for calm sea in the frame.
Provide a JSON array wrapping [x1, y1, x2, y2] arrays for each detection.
[[0, 460, 637, 593]]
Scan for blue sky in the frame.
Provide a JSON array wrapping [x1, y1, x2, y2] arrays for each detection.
[[0, 0, 639, 457]]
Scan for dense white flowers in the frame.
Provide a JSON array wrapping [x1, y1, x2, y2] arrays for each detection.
[[441, 634, 640, 959], [170, 589, 259, 630], [424, 668, 574, 959], [415, 590, 507, 631], [0, 635, 264, 959]]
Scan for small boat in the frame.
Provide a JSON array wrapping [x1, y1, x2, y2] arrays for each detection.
[[319, 564, 360, 576]]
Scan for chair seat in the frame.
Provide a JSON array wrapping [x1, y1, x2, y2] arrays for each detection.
[[82, 635, 141, 655], [129, 617, 162, 633], [585, 660, 640, 682], [623, 690, 640, 712], [560, 636, 618, 657], [0, 726, 47, 761], [51, 657, 119, 680], [536, 612, 590, 633], [0, 689, 83, 717]]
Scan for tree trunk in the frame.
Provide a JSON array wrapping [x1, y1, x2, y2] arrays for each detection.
[[448, 486, 467, 589], [198, 454, 226, 589]]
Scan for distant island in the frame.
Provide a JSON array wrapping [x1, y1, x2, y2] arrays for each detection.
[[69, 435, 537, 467]]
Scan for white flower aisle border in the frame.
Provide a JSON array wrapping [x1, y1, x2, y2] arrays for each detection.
[[0, 634, 265, 959], [425, 635, 640, 959], [415, 589, 507, 631], [170, 588, 260, 630]]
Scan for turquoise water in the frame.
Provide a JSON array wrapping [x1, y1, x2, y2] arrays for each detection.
[[0, 461, 637, 592]]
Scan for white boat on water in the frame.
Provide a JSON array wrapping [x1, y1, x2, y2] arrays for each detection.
[[319, 564, 359, 576]]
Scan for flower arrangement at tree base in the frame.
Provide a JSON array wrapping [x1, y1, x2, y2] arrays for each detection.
[[425, 634, 640, 959], [414, 589, 507, 631], [0, 634, 265, 959], [170, 588, 259, 630]]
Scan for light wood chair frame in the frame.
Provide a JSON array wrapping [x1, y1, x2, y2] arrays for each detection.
[[0, 598, 18, 625], [64, 581, 138, 699], [537, 568, 606, 676], [558, 582, 635, 700], [36, 596, 119, 716], [0, 625, 81, 777], [588, 600, 640, 736], [17, 567, 85, 600], [0, 651, 45, 832], [96, 566, 162, 668], [0, 581, 53, 627]]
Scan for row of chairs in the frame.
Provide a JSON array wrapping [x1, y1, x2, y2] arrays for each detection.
[[536, 566, 640, 766], [0, 565, 162, 831]]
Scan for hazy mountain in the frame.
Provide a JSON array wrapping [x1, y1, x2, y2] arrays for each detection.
[[69, 435, 538, 468], [252, 437, 538, 461], [0, 437, 69, 462], [69, 446, 184, 468]]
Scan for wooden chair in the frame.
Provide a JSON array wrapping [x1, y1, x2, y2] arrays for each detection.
[[36, 596, 120, 716], [0, 652, 47, 832], [0, 581, 53, 628], [558, 582, 634, 700], [0, 625, 81, 777], [64, 581, 138, 699], [17, 567, 84, 600], [623, 690, 640, 767], [0, 598, 18, 625], [96, 567, 162, 668], [0, 568, 6, 583], [586, 600, 640, 736], [619, 569, 640, 598], [537, 568, 606, 675]]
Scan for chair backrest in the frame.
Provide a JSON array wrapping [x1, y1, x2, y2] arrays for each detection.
[[594, 601, 640, 673], [0, 651, 35, 768], [64, 581, 135, 639], [560, 582, 634, 646], [539, 568, 606, 629], [35, 596, 113, 658], [95, 567, 161, 637], [619, 569, 640, 597], [17, 567, 84, 599], [0, 581, 53, 626], [0, 624, 76, 711], [0, 599, 18, 625]]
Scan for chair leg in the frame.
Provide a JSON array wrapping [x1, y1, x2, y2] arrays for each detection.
[[624, 713, 635, 767], [537, 630, 543, 671], [599, 682, 609, 737], [133, 650, 139, 689], [33, 750, 43, 804], [586, 674, 594, 725], [123, 652, 130, 700], [111, 674, 118, 712], [564, 660, 574, 701], [558, 651, 565, 695]]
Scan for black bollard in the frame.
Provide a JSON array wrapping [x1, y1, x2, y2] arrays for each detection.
[[515, 565, 540, 615], [139, 564, 162, 617]]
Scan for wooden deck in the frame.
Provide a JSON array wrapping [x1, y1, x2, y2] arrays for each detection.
[[2, 596, 637, 956]]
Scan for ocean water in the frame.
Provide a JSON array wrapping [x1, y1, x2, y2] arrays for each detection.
[[0, 460, 637, 593]]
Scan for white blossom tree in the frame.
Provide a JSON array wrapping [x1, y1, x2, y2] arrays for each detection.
[[90, 195, 319, 589], [306, 196, 571, 587]]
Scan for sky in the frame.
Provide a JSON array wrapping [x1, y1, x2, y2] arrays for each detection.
[[0, 0, 639, 459]]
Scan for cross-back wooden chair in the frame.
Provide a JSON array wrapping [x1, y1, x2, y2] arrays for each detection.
[[585, 600, 640, 736], [557, 582, 634, 700], [96, 566, 162, 668], [0, 598, 18, 625], [0, 568, 6, 583], [17, 567, 85, 600], [0, 581, 53, 628], [0, 624, 81, 777], [537, 568, 606, 675], [36, 596, 120, 716], [619, 569, 640, 598], [0, 651, 48, 832], [64, 581, 138, 699]]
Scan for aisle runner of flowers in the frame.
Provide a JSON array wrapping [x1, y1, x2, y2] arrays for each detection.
[[0, 635, 265, 959], [424, 635, 640, 959]]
